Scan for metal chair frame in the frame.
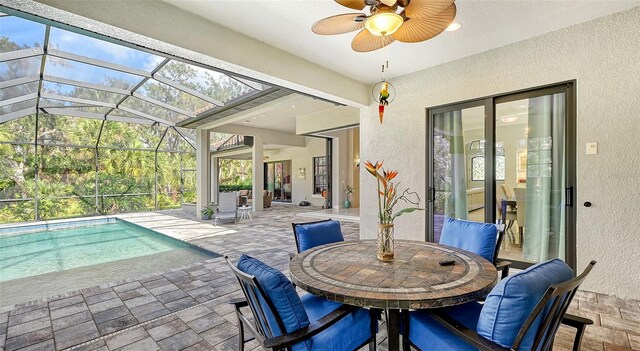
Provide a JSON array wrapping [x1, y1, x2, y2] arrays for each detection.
[[226, 257, 377, 351], [402, 260, 597, 351]]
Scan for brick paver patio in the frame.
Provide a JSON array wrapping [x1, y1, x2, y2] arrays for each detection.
[[0, 205, 638, 350]]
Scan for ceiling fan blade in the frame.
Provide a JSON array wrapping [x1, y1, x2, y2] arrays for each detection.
[[335, 0, 366, 10], [351, 29, 395, 52], [312, 13, 367, 35], [392, 3, 456, 43], [404, 0, 454, 19]]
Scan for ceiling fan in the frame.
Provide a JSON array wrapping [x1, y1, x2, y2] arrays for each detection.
[[312, 0, 457, 52]]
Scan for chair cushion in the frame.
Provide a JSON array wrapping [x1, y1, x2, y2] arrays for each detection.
[[292, 293, 373, 351], [439, 217, 498, 262], [236, 255, 309, 336], [294, 220, 344, 253], [408, 302, 483, 351], [477, 258, 574, 350]]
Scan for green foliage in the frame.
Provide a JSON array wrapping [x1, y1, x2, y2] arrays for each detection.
[[0, 30, 253, 224], [218, 159, 252, 187], [218, 184, 252, 192]]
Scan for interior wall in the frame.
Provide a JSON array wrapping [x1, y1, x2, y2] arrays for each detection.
[[360, 7, 640, 300], [264, 137, 326, 207]]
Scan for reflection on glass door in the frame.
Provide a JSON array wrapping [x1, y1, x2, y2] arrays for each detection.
[[431, 104, 485, 243], [264, 160, 292, 202], [496, 92, 567, 263]]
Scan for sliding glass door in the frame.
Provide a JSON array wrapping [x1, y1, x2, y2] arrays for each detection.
[[427, 83, 575, 269], [264, 160, 292, 202]]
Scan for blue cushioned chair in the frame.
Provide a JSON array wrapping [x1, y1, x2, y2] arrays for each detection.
[[292, 219, 344, 253], [439, 218, 512, 279], [227, 255, 377, 351], [402, 259, 596, 351]]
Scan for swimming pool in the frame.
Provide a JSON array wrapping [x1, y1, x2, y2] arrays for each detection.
[[0, 218, 219, 306]]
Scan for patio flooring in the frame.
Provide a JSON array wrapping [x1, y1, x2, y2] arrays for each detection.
[[0, 205, 638, 351]]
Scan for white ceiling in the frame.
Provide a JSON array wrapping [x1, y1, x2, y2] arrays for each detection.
[[164, 0, 638, 84], [230, 94, 339, 133]]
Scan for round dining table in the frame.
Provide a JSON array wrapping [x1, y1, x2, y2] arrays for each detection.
[[289, 239, 498, 351]]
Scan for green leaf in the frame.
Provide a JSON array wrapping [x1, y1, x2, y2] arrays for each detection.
[[392, 207, 424, 219]]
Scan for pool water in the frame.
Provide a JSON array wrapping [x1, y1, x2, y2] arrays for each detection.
[[0, 220, 213, 282]]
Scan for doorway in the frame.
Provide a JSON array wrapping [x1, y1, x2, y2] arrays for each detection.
[[426, 82, 576, 269], [264, 160, 292, 202]]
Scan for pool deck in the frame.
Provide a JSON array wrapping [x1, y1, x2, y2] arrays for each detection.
[[0, 205, 638, 351]]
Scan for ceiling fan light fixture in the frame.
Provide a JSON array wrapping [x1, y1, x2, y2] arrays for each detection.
[[445, 22, 462, 32], [365, 12, 404, 36]]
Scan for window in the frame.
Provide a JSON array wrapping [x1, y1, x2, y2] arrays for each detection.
[[313, 156, 327, 195], [470, 156, 505, 181]]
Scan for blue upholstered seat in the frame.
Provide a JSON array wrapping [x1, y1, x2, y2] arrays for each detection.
[[406, 258, 574, 351], [439, 217, 498, 262], [293, 220, 344, 253], [236, 255, 374, 351]]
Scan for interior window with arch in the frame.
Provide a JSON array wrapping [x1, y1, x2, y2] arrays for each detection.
[[469, 141, 505, 181]]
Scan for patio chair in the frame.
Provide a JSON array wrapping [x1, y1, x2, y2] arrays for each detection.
[[439, 218, 512, 280], [291, 219, 344, 254], [215, 192, 238, 226], [226, 255, 378, 351], [402, 259, 596, 351]]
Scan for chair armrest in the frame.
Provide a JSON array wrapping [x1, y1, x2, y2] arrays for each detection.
[[263, 304, 358, 349], [429, 310, 512, 351], [229, 298, 248, 308], [562, 313, 594, 328]]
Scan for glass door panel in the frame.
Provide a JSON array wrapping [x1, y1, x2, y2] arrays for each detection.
[[496, 92, 567, 263], [264, 160, 292, 203], [431, 105, 485, 242]]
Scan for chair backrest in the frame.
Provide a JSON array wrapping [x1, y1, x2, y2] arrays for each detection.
[[496, 185, 506, 216], [514, 187, 527, 226], [218, 192, 237, 212], [439, 218, 499, 263], [477, 259, 596, 351], [226, 255, 310, 342], [291, 219, 344, 253], [502, 183, 515, 199]]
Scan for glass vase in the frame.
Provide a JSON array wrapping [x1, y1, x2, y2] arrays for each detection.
[[377, 223, 395, 262]]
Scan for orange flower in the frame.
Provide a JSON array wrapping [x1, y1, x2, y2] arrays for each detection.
[[364, 160, 383, 178], [384, 169, 398, 182]]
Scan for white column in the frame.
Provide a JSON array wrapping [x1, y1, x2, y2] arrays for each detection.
[[196, 129, 211, 219], [252, 136, 264, 211], [251, 136, 264, 211], [210, 156, 219, 204]]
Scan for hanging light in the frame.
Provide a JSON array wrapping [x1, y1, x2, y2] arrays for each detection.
[[365, 12, 404, 36]]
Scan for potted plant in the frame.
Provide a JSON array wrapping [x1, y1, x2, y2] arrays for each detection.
[[364, 160, 423, 262], [201, 202, 218, 220], [344, 185, 354, 209]]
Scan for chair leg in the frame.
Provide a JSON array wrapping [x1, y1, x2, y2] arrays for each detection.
[[369, 309, 377, 351], [572, 324, 586, 351], [402, 310, 411, 351], [237, 315, 245, 351], [501, 265, 510, 280], [519, 227, 524, 247]]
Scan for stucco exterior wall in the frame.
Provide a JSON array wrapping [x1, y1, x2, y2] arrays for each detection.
[[360, 7, 640, 299]]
